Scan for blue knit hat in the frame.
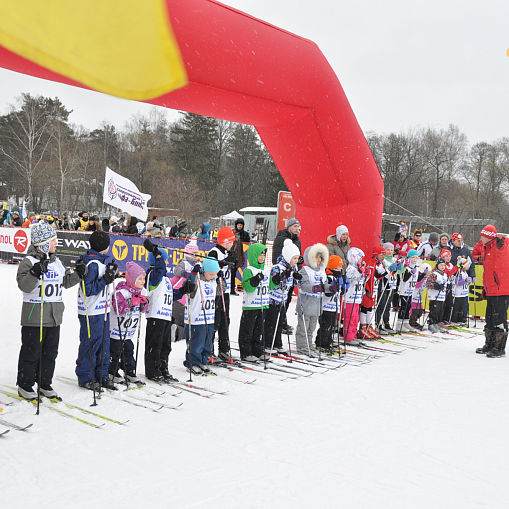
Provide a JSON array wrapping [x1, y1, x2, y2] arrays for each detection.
[[407, 249, 419, 258], [148, 247, 169, 266], [30, 222, 57, 254], [202, 257, 219, 273]]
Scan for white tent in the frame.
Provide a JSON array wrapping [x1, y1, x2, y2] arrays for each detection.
[[220, 210, 242, 220]]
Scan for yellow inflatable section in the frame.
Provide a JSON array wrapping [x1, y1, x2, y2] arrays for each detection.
[[0, 0, 187, 100]]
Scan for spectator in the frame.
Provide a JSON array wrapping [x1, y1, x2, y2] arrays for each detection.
[[109, 216, 121, 233], [75, 211, 89, 231], [251, 228, 259, 242], [11, 211, 23, 227], [126, 215, 139, 235], [231, 218, 250, 294], [430, 233, 450, 260], [197, 222, 211, 240], [326, 224, 350, 272], [417, 232, 439, 258], [22, 212, 36, 228], [272, 218, 302, 265], [87, 215, 101, 232]]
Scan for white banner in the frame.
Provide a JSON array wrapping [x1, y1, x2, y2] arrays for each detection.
[[0, 226, 31, 254], [103, 167, 151, 220]]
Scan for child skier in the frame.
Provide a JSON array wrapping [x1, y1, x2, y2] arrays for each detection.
[[16, 222, 85, 400], [207, 226, 237, 362], [408, 263, 431, 330], [315, 255, 344, 351], [425, 257, 449, 333], [238, 243, 270, 361], [183, 257, 219, 375], [264, 239, 302, 354], [143, 239, 195, 383], [76, 230, 118, 391], [295, 243, 331, 354], [376, 243, 398, 335], [396, 249, 420, 332], [343, 247, 366, 345], [450, 256, 472, 324], [109, 262, 149, 385], [359, 246, 388, 340]]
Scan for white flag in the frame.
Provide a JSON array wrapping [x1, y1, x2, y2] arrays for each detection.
[[103, 167, 151, 220]]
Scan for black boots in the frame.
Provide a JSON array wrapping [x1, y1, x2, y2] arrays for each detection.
[[487, 329, 507, 358], [476, 329, 494, 354]]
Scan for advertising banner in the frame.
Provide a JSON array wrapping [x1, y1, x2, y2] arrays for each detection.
[[276, 191, 295, 232]]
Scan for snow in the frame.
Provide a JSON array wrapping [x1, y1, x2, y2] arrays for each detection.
[[1, 261, 508, 508]]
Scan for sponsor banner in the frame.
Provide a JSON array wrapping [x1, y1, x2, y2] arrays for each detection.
[[0, 227, 30, 254], [276, 191, 295, 232], [103, 166, 151, 220]]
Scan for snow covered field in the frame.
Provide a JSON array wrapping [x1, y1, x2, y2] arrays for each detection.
[[1, 261, 508, 509]]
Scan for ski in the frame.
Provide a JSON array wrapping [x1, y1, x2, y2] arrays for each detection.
[[126, 392, 183, 410], [0, 429, 10, 436], [267, 356, 327, 374], [168, 384, 214, 397], [210, 364, 257, 383], [0, 401, 14, 406], [0, 389, 104, 428], [0, 417, 33, 431], [171, 382, 229, 395], [270, 353, 338, 370]]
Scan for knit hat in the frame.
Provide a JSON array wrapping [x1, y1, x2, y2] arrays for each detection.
[[480, 225, 497, 239], [90, 215, 100, 223], [429, 232, 439, 243], [383, 242, 393, 250], [286, 218, 300, 228], [202, 257, 220, 273], [110, 216, 119, 223], [125, 262, 145, 288], [440, 248, 451, 257], [440, 233, 450, 240], [30, 222, 57, 254], [407, 249, 419, 258], [89, 230, 110, 252], [186, 239, 199, 253], [12, 211, 19, 216], [373, 246, 386, 257], [218, 226, 235, 245], [282, 238, 300, 264], [435, 256, 446, 267], [336, 224, 348, 239], [326, 255, 343, 275], [148, 247, 169, 266], [451, 233, 463, 242]]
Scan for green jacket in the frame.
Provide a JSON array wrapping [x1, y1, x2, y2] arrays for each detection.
[[242, 243, 269, 310]]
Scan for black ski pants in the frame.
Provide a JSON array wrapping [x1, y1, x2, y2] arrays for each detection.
[[443, 289, 454, 322], [109, 337, 136, 376], [485, 295, 509, 330], [376, 287, 391, 326], [428, 300, 445, 325], [451, 297, 466, 323], [214, 293, 230, 354], [17, 325, 60, 390], [264, 303, 285, 349], [397, 295, 411, 319], [315, 310, 335, 348], [238, 309, 264, 359], [145, 318, 172, 379]]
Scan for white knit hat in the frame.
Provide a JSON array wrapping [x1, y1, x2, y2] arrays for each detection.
[[336, 224, 348, 238], [282, 239, 300, 264], [30, 222, 57, 254]]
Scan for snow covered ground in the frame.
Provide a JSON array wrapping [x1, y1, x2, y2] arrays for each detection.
[[1, 261, 508, 509]]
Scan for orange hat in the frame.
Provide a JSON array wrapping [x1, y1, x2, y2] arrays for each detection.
[[218, 226, 235, 245], [440, 248, 451, 257], [326, 255, 343, 274]]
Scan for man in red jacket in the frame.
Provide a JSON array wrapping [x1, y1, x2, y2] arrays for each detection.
[[476, 225, 509, 357]]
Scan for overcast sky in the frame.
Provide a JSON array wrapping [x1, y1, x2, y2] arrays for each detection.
[[0, 0, 507, 144]]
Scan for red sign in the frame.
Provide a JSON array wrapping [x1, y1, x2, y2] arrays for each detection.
[[0, 227, 31, 254], [14, 229, 28, 253], [276, 191, 296, 232]]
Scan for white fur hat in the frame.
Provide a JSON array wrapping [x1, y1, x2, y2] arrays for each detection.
[[282, 239, 300, 264]]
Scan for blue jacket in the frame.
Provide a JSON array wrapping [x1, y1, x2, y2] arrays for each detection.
[[197, 222, 211, 240], [82, 250, 112, 297]]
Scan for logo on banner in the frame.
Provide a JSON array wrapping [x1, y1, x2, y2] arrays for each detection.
[[112, 240, 128, 260], [14, 230, 28, 253], [108, 178, 117, 200]]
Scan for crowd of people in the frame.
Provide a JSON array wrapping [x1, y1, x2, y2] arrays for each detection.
[[11, 213, 509, 402]]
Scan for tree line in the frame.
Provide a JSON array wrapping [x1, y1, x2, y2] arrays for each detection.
[[0, 93, 286, 222], [366, 126, 509, 232]]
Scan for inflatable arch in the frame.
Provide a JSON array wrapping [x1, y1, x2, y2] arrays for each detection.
[[0, 0, 383, 252]]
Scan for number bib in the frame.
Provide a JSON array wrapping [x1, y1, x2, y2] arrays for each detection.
[[344, 280, 364, 304], [185, 279, 216, 325], [452, 275, 469, 298], [77, 260, 112, 316], [268, 263, 294, 304], [427, 273, 448, 301], [399, 270, 418, 296], [208, 247, 231, 293], [146, 275, 174, 321], [300, 266, 326, 298], [23, 256, 65, 303], [110, 288, 147, 339], [323, 291, 340, 312], [243, 267, 270, 308]]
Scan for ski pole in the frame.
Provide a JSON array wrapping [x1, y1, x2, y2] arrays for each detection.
[[112, 292, 134, 387], [281, 283, 294, 361], [134, 302, 143, 375], [196, 277, 214, 365], [268, 284, 285, 366], [37, 270, 45, 415], [219, 275, 233, 362], [318, 278, 325, 361], [186, 286, 193, 382], [98, 285, 110, 391], [343, 276, 364, 347], [81, 279, 97, 406], [296, 282, 311, 356]]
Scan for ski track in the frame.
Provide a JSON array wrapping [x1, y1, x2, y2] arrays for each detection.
[[0, 263, 508, 508]]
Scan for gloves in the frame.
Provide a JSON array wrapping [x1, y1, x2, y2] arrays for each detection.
[[283, 268, 292, 279], [343, 276, 351, 292], [130, 295, 148, 308], [217, 270, 224, 279], [465, 277, 472, 284], [434, 282, 445, 291], [75, 258, 87, 279], [250, 272, 264, 287], [329, 281, 339, 294], [312, 283, 325, 293], [30, 255, 49, 279], [143, 238, 159, 254], [272, 273, 282, 285], [180, 280, 196, 295], [103, 261, 119, 284], [496, 236, 505, 249], [410, 266, 417, 275], [191, 264, 202, 275], [292, 271, 303, 281], [225, 251, 238, 266]]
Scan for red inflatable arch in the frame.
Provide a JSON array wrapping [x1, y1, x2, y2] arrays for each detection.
[[0, 0, 383, 252]]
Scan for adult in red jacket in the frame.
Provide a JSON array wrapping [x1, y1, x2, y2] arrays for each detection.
[[476, 225, 509, 357], [472, 240, 484, 263]]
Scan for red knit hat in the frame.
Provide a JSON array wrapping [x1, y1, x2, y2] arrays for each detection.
[[218, 226, 235, 245], [451, 233, 463, 242], [372, 246, 386, 257], [440, 249, 451, 258], [480, 225, 497, 239]]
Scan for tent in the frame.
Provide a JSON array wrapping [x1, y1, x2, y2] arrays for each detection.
[[220, 210, 242, 221]]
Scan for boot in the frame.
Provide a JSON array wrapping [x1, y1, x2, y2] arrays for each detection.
[[409, 309, 423, 329], [487, 329, 507, 358], [367, 324, 381, 338], [476, 329, 493, 354], [358, 324, 373, 340]]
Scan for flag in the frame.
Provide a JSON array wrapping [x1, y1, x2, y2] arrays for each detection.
[[103, 167, 151, 220]]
